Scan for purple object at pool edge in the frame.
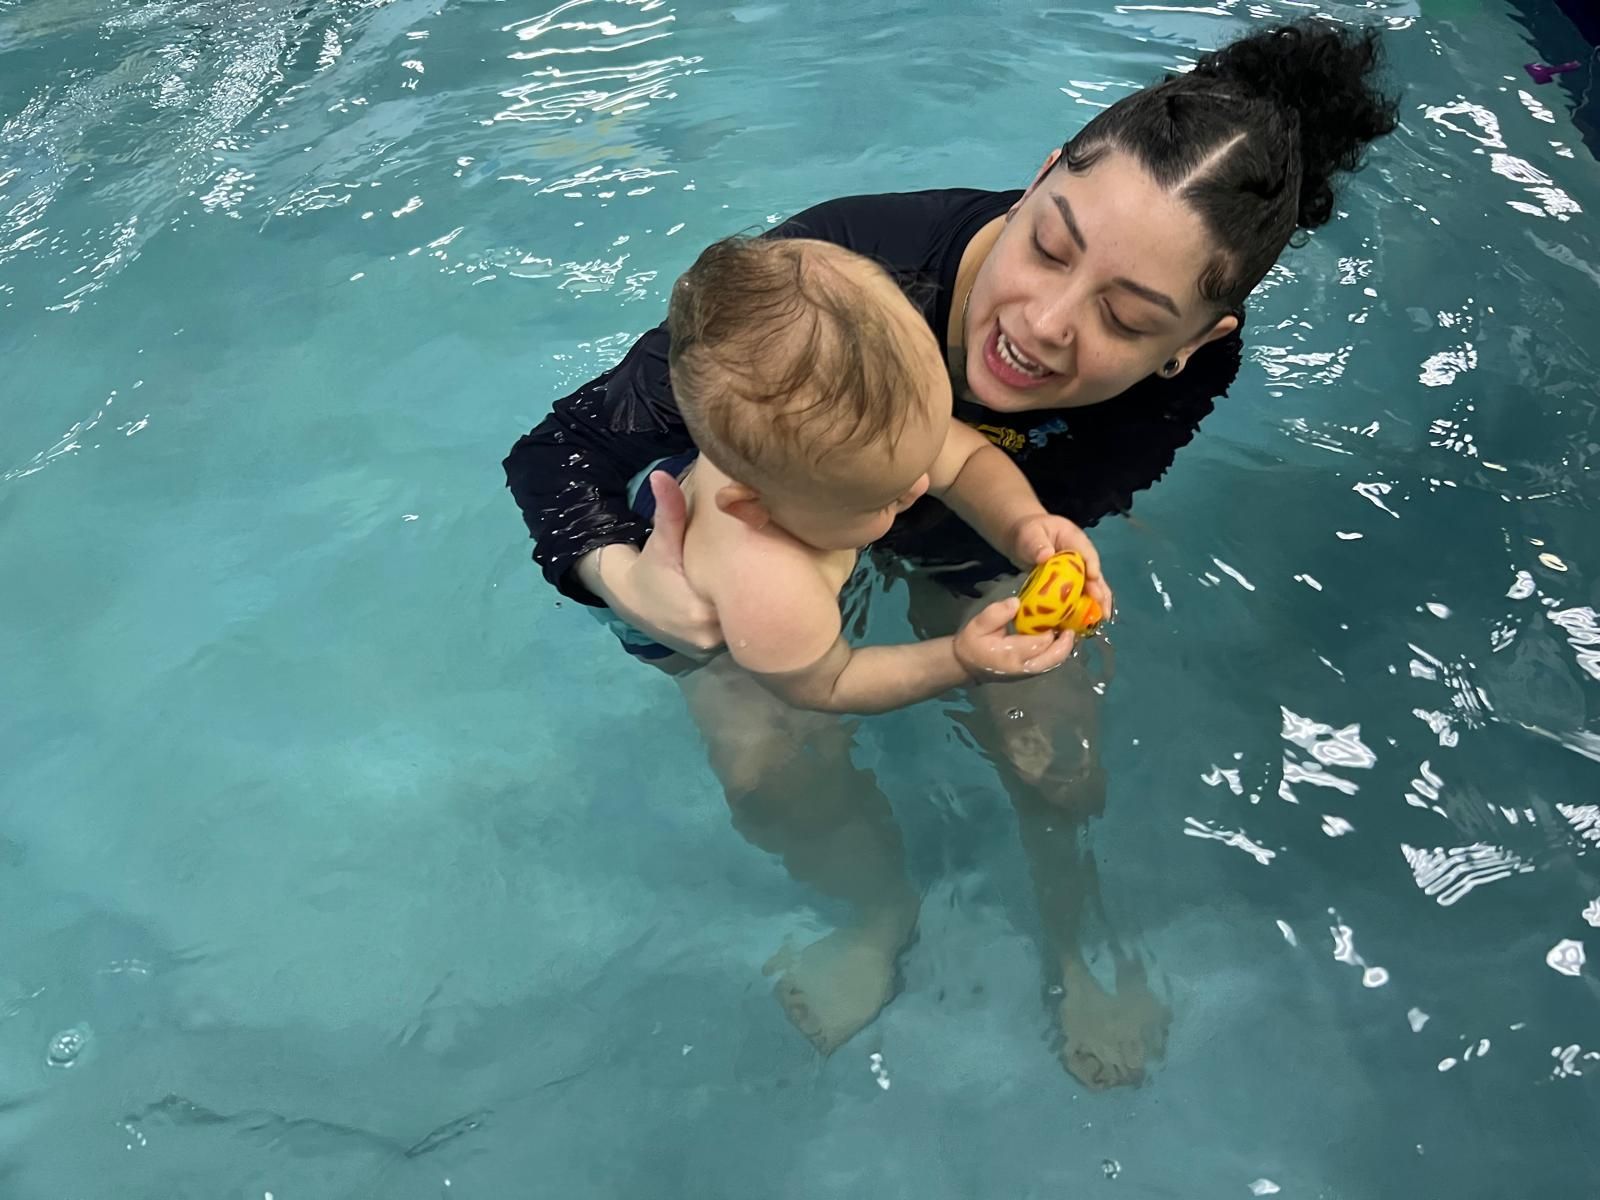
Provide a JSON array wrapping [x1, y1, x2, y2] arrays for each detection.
[[1525, 60, 1583, 84]]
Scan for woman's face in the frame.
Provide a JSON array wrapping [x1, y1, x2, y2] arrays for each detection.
[[962, 147, 1238, 414]]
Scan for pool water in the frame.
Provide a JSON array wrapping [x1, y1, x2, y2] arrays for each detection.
[[3, 0, 1598, 1195]]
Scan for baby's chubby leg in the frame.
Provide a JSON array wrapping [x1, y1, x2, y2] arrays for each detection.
[[676, 657, 919, 1054]]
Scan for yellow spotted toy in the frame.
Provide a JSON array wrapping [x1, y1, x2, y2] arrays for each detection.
[[1014, 551, 1104, 637]]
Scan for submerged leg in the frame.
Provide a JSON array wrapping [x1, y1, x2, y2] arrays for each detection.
[[678, 657, 920, 1053], [904, 568, 1170, 1087]]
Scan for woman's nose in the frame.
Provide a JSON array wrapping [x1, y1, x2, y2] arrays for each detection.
[[1024, 292, 1080, 365]]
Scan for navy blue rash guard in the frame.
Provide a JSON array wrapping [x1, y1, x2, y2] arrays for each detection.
[[504, 187, 1241, 604]]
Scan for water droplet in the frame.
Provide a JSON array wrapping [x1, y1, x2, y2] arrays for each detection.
[[1007, 708, 1025, 720], [1102, 1159, 1121, 1180], [46, 1026, 88, 1068]]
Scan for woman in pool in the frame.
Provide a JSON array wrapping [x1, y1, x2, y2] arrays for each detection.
[[505, 20, 1398, 1087]]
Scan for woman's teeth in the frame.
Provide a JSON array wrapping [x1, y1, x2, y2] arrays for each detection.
[[998, 330, 1048, 377]]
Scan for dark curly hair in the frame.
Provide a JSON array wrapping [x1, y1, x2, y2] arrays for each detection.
[[1061, 21, 1400, 313]]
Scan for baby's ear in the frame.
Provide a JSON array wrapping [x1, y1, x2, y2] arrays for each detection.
[[715, 482, 772, 532]]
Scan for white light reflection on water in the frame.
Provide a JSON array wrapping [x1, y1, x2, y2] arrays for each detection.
[[1401, 842, 1534, 907], [1182, 817, 1277, 865]]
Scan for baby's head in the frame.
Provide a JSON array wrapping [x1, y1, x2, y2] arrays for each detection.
[[667, 236, 951, 551]]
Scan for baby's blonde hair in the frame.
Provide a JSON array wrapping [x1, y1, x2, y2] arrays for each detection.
[[666, 236, 929, 484]]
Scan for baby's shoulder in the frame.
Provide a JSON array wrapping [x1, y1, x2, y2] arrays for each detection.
[[691, 519, 834, 604]]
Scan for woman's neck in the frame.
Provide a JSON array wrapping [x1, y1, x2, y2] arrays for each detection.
[[946, 215, 1005, 406], [947, 215, 1005, 354]]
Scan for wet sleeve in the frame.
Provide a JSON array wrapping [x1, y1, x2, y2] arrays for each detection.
[[502, 328, 691, 605]]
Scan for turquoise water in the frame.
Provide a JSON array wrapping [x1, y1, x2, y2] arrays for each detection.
[[3, 0, 1598, 1194]]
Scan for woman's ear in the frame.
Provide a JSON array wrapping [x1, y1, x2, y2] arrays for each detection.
[[1182, 311, 1240, 358], [1160, 312, 1241, 380], [1032, 147, 1064, 188], [1011, 147, 1064, 217]]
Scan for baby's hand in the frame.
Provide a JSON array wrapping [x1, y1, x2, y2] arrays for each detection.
[[1008, 514, 1114, 619], [954, 597, 1075, 682]]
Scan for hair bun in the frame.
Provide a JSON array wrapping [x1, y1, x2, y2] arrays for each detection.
[[1193, 22, 1399, 229]]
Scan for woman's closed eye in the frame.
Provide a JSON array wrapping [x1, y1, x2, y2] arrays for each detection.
[[1102, 304, 1148, 338], [1030, 232, 1066, 266]]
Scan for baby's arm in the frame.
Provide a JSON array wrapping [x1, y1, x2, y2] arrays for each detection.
[[705, 539, 1068, 714], [928, 422, 1112, 606]]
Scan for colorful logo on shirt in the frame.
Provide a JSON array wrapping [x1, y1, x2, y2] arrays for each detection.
[[1028, 418, 1070, 448], [976, 423, 1028, 454]]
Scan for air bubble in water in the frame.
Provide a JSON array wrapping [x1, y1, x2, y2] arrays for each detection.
[[867, 1050, 891, 1091], [46, 1026, 88, 1068], [1007, 708, 1025, 720]]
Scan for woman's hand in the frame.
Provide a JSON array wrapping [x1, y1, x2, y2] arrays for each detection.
[[1008, 513, 1114, 617], [584, 472, 723, 657]]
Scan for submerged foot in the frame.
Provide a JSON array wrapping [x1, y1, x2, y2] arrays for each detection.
[[1057, 960, 1171, 1089], [763, 905, 917, 1055]]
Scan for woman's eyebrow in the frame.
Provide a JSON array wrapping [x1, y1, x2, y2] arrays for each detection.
[[1050, 193, 1088, 252], [1050, 192, 1181, 317], [1113, 276, 1180, 317]]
